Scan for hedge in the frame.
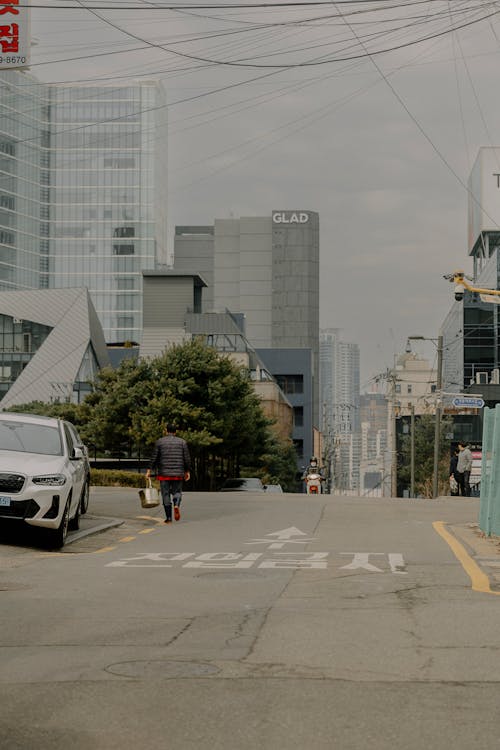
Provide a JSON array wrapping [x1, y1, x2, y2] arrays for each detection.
[[90, 468, 157, 488]]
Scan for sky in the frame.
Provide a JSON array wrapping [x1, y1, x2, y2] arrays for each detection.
[[26, 0, 500, 388]]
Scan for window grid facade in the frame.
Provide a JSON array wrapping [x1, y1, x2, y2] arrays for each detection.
[[0, 72, 168, 344]]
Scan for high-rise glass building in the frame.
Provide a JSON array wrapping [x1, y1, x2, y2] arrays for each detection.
[[0, 70, 50, 292], [0, 71, 168, 344], [320, 328, 360, 491]]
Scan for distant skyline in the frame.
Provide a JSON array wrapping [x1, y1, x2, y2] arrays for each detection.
[[26, 1, 500, 386]]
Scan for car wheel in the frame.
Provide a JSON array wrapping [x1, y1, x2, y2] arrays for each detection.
[[68, 493, 80, 531], [80, 480, 90, 515], [47, 497, 70, 548]]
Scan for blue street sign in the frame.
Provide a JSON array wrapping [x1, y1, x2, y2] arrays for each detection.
[[452, 397, 485, 409]]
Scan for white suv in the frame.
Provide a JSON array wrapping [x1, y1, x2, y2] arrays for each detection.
[[0, 412, 90, 547]]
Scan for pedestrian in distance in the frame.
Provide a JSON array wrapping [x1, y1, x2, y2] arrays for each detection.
[[146, 423, 191, 524], [449, 448, 460, 496], [456, 441, 473, 497]]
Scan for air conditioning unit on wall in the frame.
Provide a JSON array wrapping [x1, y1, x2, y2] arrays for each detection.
[[476, 372, 489, 384], [491, 369, 500, 385]]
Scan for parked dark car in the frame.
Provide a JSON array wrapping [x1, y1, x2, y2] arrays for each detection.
[[220, 477, 265, 492]]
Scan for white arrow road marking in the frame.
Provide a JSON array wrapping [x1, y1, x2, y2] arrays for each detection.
[[246, 527, 314, 549]]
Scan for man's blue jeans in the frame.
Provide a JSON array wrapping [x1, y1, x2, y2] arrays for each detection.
[[159, 480, 183, 520]]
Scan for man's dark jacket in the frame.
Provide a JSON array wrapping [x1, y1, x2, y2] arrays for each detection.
[[149, 434, 191, 477]]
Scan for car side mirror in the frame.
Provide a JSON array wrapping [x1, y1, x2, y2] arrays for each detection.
[[72, 447, 84, 460]]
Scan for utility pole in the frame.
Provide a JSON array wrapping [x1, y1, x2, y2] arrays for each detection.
[[410, 402, 415, 498], [432, 334, 444, 499], [385, 370, 398, 498]]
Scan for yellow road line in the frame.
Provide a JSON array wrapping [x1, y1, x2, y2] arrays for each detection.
[[136, 515, 164, 525], [38, 553, 65, 558], [138, 528, 156, 535], [118, 536, 136, 543], [433, 521, 500, 596], [95, 546, 117, 553]]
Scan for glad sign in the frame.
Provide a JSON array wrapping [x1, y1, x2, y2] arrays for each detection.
[[272, 212, 309, 224]]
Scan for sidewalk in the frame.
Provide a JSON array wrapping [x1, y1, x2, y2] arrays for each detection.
[[447, 520, 500, 590], [66, 514, 124, 545]]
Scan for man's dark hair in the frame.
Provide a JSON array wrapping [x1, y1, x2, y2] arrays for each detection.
[[166, 423, 177, 434]]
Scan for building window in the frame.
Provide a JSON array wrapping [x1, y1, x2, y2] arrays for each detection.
[[104, 157, 136, 168], [293, 439, 304, 460], [293, 406, 303, 427], [275, 374, 304, 394], [395, 384, 401, 394], [0, 229, 14, 245], [407, 384, 412, 394], [113, 244, 135, 255], [0, 194, 14, 210], [113, 226, 135, 238], [117, 277, 136, 290], [0, 140, 15, 156]]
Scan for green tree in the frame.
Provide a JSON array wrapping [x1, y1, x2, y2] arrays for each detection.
[[254, 434, 299, 492], [82, 339, 275, 489], [398, 414, 453, 497], [8, 340, 297, 490]]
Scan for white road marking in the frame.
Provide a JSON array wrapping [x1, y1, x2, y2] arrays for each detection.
[[339, 553, 385, 572], [105, 550, 407, 572], [184, 552, 263, 569], [246, 527, 314, 549]]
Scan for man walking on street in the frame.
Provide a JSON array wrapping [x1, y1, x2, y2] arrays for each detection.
[[456, 442, 473, 497], [146, 424, 191, 524]]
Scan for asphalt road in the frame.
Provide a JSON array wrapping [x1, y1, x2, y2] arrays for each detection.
[[1, 488, 500, 749]]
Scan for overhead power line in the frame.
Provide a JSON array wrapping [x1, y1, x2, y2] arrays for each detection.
[[19, 0, 448, 7]]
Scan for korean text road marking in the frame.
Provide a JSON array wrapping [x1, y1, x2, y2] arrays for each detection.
[[106, 551, 405, 572]]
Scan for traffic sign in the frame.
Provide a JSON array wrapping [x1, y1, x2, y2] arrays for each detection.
[[452, 397, 485, 408]]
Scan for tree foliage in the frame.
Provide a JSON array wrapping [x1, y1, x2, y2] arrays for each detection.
[[12, 340, 297, 490], [398, 414, 453, 497]]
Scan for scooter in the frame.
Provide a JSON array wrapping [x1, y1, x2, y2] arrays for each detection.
[[305, 472, 323, 494]]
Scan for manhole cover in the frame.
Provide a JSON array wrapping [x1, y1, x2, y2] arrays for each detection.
[[106, 660, 220, 679]]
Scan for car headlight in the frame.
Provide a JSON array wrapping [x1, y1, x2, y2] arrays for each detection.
[[32, 474, 67, 486]]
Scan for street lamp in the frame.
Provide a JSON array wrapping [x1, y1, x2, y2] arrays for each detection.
[[406, 335, 444, 499]]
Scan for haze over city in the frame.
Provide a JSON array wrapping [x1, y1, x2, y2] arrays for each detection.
[[25, 1, 500, 385]]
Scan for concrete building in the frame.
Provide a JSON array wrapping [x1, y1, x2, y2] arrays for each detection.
[[0, 69, 168, 344], [392, 352, 437, 416], [174, 211, 320, 465], [140, 272, 293, 441], [359, 392, 387, 494], [256, 348, 313, 464]]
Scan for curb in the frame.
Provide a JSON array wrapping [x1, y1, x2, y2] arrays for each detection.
[[443, 522, 500, 594], [66, 515, 124, 545]]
